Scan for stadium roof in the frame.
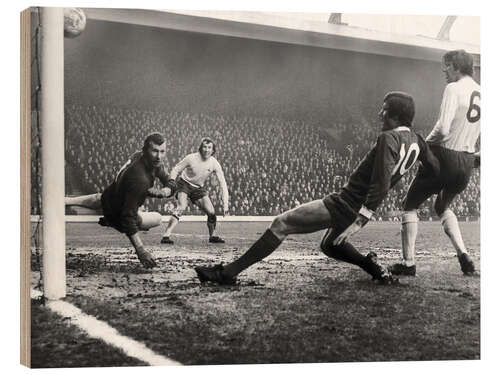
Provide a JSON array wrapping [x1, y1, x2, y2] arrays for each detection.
[[83, 9, 480, 63], [166, 11, 479, 46]]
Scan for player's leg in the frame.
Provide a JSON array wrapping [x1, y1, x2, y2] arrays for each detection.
[[435, 190, 464, 254], [65, 193, 102, 210], [160, 192, 188, 244], [320, 230, 393, 282], [399, 210, 419, 268], [227, 199, 332, 272], [435, 190, 476, 275], [137, 211, 162, 231], [194, 196, 224, 243], [319, 227, 368, 266], [436, 150, 476, 274], [318, 195, 394, 282], [391, 169, 438, 275], [195, 199, 332, 283]]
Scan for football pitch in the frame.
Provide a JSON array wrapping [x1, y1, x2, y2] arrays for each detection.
[[30, 220, 480, 367]]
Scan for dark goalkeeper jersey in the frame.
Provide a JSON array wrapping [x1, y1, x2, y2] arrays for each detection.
[[101, 151, 169, 236], [340, 126, 439, 213]]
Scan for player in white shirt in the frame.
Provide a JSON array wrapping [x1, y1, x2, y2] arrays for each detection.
[[390, 50, 480, 276], [160, 137, 229, 244]]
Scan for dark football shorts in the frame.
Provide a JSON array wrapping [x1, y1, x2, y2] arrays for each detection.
[[321, 193, 358, 248], [100, 193, 138, 234], [101, 216, 125, 233], [404, 145, 475, 210], [175, 178, 208, 203]]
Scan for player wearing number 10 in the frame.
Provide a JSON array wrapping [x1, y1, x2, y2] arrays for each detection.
[[390, 49, 481, 276], [195, 92, 439, 285]]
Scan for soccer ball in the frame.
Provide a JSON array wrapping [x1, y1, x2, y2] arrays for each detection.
[[64, 8, 86, 38]]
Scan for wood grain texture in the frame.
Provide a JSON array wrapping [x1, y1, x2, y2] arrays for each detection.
[[20, 7, 31, 368]]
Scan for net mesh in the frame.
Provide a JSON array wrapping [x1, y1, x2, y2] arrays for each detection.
[[31, 7, 44, 297]]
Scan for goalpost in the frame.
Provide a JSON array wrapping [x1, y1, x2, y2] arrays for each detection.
[[40, 7, 66, 300]]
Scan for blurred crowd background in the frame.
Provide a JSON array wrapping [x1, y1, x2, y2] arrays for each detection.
[[31, 103, 479, 220]]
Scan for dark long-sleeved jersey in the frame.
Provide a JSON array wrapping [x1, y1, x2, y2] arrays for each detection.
[[340, 126, 439, 213], [101, 151, 169, 236]]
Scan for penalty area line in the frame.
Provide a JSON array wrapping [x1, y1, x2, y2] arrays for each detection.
[[31, 289, 181, 366]]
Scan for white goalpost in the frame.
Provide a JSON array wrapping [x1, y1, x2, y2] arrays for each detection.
[[40, 7, 66, 300]]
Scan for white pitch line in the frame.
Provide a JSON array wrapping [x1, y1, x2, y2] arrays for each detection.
[[31, 289, 181, 366]]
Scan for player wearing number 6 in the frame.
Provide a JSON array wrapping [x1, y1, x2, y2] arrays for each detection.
[[194, 92, 439, 285], [390, 49, 481, 277]]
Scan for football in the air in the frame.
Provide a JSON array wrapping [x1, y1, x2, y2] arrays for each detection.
[[64, 8, 86, 38]]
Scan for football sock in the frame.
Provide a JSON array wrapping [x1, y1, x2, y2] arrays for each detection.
[[440, 209, 467, 256], [401, 211, 418, 267], [223, 229, 282, 278], [322, 241, 367, 268], [207, 214, 217, 237]]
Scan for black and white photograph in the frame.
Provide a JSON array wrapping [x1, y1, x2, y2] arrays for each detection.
[[15, 1, 487, 371]]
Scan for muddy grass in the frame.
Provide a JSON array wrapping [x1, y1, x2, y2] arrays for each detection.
[[30, 300, 145, 367], [30, 221, 480, 367]]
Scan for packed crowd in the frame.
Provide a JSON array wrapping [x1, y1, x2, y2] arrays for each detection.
[[32, 104, 480, 219]]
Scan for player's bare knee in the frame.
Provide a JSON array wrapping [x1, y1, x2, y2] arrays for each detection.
[[440, 209, 456, 235], [138, 212, 162, 230], [269, 215, 283, 231], [205, 207, 216, 217], [270, 214, 289, 237]]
